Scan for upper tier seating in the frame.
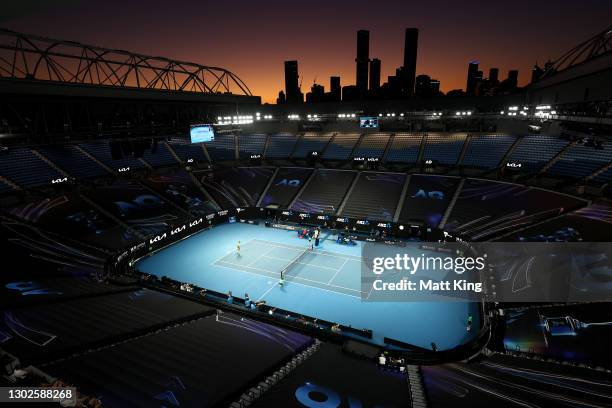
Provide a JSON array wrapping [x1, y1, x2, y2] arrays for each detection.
[[79, 142, 146, 171], [238, 133, 267, 158], [592, 167, 612, 186], [546, 140, 612, 179], [292, 132, 333, 158], [141, 142, 179, 167], [506, 135, 569, 172], [385, 133, 423, 163], [265, 133, 299, 158], [205, 133, 235, 161], [322, 133, 360, 160], [352, 133, 390, 159], [461, 134, 516, 168], [167, 140, 208, 163], [422, 133, 467, 165], [0, 148, 63, 187], [37, 145, 110, 179]]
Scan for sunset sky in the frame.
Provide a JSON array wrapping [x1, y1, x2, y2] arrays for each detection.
[[2, 0, 610, 103]]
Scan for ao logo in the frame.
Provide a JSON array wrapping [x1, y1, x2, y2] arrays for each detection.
[[412, 189, 444, 200], [276, 178, 301, 187], [295, 382, 386, 408]]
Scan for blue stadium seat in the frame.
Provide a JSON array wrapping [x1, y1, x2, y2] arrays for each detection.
[[385, 133, 423, 163], [167, 140, 208, 163], [141, 142, 179, 167], [292, 133, 332, 158], [352, 133, 390, 159], [265, 133, 299, 158], [0, 148, 63, 187], [547, 141, 612, 179], [206, 133, 236, 161], [79, 142, 146, 171], [422, 133, 467, 165], [37, 145, 110, 179], [507, 135, 569, 172], [322, 133, 360, 160], [238, 134, 267, 158], [461, 134, 516, 168]]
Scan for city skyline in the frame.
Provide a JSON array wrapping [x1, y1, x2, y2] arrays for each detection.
[[2, 0, 610, 103]]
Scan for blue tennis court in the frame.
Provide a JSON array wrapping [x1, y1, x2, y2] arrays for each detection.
[[136, 222, 481, 350]]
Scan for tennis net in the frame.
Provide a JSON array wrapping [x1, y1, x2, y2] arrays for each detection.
[[280, 247, 310, 280]]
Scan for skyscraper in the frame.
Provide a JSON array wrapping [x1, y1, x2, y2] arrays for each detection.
[[402, 28, 418, 96], [355, 30, 370, 96], [466, 61, 479, 96], [369, 58, 381, 91], [489, 68, 499, 84], [330, 76, 341, 101], [507, 70, 519, 89], [284, 60, 302, 103]]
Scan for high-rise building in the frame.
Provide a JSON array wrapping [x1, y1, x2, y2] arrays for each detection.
[[369, 58, 381, 91], [415, 74, 441, 97], [402, 28, 418, 96], [330, 76, 341, 101], [306, 83, 325, 103], [466, 61, 479, 96], [355, 30, 370, 96], [507, 70, 519, 89], [284, 60, 302, 103], [489, 68, 499, 84]]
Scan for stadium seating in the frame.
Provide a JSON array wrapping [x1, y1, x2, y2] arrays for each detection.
[[205, 133, 236, 161], [0, 148, 63, 187], [200, 167, 274, 208], [37, 145, 111, 179], [79, 142, 146, 171], [238, 133, 268, 158], [341, 172, 405, 221], [385, 132, 423, 163], [141, 141, 179, 167], [506, 135, 569, 172], [422, 133, 467, 165], [265, 133, 299, 158], [291, 169, 356, 213], [167, 140, 209, 163], [592, 167, 612, 185], [322, 133, 361, 160], [0, 179, 14, 193], [546, 140, 612, 179], [292, 132, 333, 158], [461, 134, 516, 168], [352, 133, 390, 159]]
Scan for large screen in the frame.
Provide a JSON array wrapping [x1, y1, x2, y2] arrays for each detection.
[[190, 124, 215, 143], [359, 116, 378, 128]]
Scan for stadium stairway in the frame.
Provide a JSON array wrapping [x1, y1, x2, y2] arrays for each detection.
[[538, 140, 577, 174], [230, 340, 323, 408], [30, 149, 70, 179], [0, 175, 21, 191], [73, 145, 116, 175], [340, 172, 406, 221], [407, 365, 428, 408], [290, 169, 357, 214]]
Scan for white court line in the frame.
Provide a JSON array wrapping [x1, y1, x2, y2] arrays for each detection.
[[247, 245, 277, 267], [210, 237, 257, 266], [261, 255, 341, 272], [327, 257, 349, 284], [216, 259, 365, 295], [252, 239, 362, 261], [213, 261, 363, 299], [257, 281, 278, 301]]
